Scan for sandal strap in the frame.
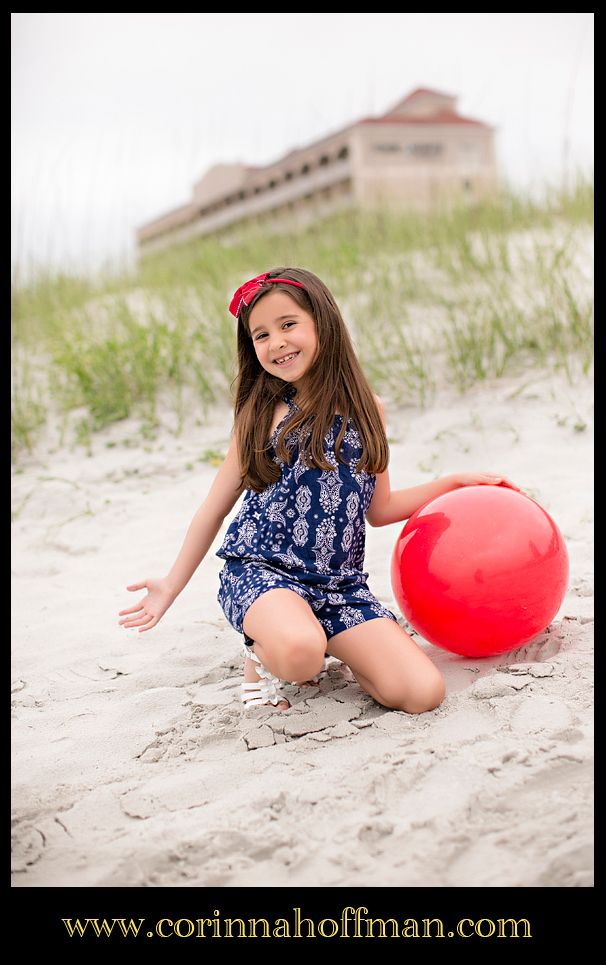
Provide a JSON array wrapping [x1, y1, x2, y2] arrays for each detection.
[[240, 679, 285, 707]]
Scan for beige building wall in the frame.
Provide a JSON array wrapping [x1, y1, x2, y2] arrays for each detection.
[[350, 122, 498, 209]]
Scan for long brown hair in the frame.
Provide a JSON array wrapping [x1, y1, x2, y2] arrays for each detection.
[[232, 266, 389, 493]]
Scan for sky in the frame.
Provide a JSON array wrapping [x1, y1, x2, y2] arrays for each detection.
[[12, 12, 593, 280]]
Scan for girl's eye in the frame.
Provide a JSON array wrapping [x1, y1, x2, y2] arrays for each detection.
[[256, 321, 295, 340]]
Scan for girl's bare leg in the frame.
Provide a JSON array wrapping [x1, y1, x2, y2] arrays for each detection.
[[326, 617, 446, 714]]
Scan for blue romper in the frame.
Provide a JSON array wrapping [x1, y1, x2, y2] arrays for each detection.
[[216, 384, 399, 648]]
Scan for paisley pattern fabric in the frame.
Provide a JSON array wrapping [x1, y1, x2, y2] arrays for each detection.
[[216, 384, 398, 645]]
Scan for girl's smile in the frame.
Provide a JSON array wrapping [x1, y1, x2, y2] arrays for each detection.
[[273, 350, 300, 368]]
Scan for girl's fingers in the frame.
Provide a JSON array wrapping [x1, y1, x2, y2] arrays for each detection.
[[118, 602, 146, 617], [138, 617, 158, 633], [118, 615, 143, 625], [122, 613, 155, 629], [480, 475, 521, 491], [120, 584, 151, 623], [468, 474, 522, 491], [498, 478, 522, 491], [137, 614, 158, 632]]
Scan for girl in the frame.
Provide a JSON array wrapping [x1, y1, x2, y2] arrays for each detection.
[[118, 267, 519, 713]]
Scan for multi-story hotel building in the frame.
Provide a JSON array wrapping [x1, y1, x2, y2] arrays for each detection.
[[136, 87, 498, 256]]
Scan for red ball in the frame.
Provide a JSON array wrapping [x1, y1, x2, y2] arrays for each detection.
[[390, 485, 569, 658]]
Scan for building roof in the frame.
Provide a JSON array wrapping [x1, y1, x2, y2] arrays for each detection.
[[393, 85, 457, 104], [374, 85, 491, 128]]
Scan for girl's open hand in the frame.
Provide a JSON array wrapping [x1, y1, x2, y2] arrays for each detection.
[[118, 577, 176, 632], [455, 472, 522, 492]]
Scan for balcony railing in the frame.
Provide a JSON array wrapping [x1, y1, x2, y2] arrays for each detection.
[[140, 157, 353, 249]]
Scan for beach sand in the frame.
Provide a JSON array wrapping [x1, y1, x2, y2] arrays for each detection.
[[11, 367, 593, 887]]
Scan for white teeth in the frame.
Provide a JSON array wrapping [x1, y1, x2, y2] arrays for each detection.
[[275, 352, 298, 364]]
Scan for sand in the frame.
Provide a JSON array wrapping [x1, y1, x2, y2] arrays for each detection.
[[11, 366, 593, 887]]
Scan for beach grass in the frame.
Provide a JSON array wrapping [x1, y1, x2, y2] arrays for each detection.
[[11, 172, 593, 460]]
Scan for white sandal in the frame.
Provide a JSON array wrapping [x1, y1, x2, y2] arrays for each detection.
[[240, 679, 291, 709], [239, 642, 291, 710]]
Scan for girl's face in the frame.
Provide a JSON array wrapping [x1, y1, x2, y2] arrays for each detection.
[[248, 291, 318, 396]]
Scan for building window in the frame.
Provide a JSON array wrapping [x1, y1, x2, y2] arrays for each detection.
[[301, 163, 310, 175], [405, 143, 444, 158], [285, 171, 293, 180], [337, 146, 349, 160], [319, 155, 329, 166], [269, 179, 277, 189], [373, 143, 402, 153]]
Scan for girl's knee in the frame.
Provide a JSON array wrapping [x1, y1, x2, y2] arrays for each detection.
[[380, 670, 446, 715], [282, 634, 326, 679], [400, 673, 446, 715], [256, 626, 326, 680]]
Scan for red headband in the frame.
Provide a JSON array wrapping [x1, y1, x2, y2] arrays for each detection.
[[229, 272, 305, 318]]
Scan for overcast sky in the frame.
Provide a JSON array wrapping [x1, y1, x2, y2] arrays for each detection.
[[12, 12, 593, 280]]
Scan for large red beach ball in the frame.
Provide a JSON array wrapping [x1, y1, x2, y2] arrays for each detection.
[[390, 485, 569, 658]]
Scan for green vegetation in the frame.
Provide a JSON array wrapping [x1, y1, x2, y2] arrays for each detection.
[[11, 172, 593, 461]]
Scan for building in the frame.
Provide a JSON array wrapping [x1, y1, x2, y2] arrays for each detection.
[[136, 87, 498, 256]]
